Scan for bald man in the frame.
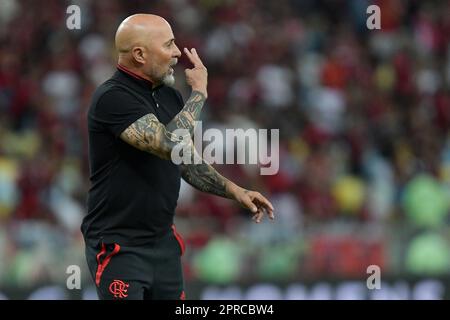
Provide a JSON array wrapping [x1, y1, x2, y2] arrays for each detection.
[[81, 14, 274, 300]]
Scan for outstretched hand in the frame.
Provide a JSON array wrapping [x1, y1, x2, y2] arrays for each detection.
[[233, 188, 275, 223]]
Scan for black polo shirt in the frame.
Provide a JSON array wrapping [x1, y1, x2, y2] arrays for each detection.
[[81, 66, 185, 246]]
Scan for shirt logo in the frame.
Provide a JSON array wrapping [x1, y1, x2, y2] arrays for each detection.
[[109, 279, 129, 298]]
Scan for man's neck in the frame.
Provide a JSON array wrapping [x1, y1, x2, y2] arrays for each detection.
[[117, 62, 158, 88]]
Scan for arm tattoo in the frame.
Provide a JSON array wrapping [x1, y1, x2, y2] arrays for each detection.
[[166, 91, 205, 136], [121, 92, 231, 199], [120, 91, 205, 159], [120, 113, 187, 159], [180, 148, 232, 199]]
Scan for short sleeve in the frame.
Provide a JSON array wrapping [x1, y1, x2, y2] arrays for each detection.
[[91, 89, 155, 138]]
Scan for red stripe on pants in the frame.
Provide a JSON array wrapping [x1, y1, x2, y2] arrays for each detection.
[[95, 243, 121, 286], [172, 225, 186, 255]]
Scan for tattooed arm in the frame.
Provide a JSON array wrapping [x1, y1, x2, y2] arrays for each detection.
[[120, 112, 275, 222], [119, 90, 205, 159], [180, 151, 232, 199], [166, 90, 205, 137], [180, 148, 275, 223], [119, 112, 185, 160], [166, 47, 208, 137], [120, 47, 207, 159]]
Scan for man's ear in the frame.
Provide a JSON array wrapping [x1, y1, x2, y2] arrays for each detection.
[[132, 47, 146, 64]]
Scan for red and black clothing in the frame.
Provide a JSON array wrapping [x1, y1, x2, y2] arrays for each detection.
[[82, 66, 186, 300]]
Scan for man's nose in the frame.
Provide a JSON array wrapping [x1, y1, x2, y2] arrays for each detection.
[[173, 44, 181, 58]]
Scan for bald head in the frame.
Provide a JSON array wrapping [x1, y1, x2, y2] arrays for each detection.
[[114, 14, 181, 87], [115, 14, 170, 54]]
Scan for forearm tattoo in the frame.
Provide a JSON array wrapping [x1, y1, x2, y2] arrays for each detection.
[[166, 91, 206, 136], [180, 149, 232, 199], [121, 93, 232, 199]]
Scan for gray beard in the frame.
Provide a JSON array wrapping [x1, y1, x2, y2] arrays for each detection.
[[162, 73, 175, 86]]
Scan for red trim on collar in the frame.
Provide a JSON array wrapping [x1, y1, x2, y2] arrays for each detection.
[[117, 64, 153, 85]]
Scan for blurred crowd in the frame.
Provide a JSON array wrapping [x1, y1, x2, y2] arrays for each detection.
[[0, 0, 449, 289]]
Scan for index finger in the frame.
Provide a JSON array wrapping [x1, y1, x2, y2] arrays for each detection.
[[191, 48, 205, 67], [184, 47, 204, 68], [254, 195, 275, 220], [254, 193, 274, 211]]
